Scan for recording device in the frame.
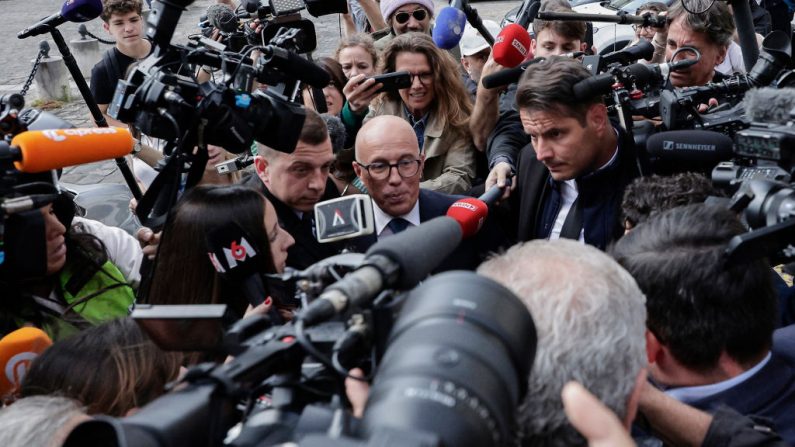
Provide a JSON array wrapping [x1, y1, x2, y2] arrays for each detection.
[[514, 0, 541, 29], [0, 327, 52, 397], [314, 194, 375, 243], [206, 221, 272, 307], [368, 71, 413, 94], [8, 128, 134, 173], [433, 2, 468, 50], [582, 40, 654, 75], [132, 304, 227, 351], [17, 0, 103, 39], [65, 271, 536, 447], [481, 52, 584, 89], [660, 31, 792, 133], [536, 9, 667, 27], [493, 24, 532, 68]]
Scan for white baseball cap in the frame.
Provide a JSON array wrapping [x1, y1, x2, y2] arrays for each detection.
[[459, 20, 501, 57]]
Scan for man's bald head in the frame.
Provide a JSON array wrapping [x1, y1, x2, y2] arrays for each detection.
[[355, 116, 418, 161], [353, 115, 424, 217]]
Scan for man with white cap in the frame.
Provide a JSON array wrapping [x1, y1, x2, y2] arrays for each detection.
[[373, 0, 435, 49], [459, 20, 501, 102]]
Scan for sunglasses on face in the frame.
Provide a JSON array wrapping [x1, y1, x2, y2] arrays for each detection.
[[394, 8, 427, 24]]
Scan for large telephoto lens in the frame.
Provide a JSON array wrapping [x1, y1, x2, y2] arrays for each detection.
[[362, 271, 537, 447]]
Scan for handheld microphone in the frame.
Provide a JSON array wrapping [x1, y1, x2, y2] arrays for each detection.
[[646, 130, 734, 165], [259, 46, 330, 89], [433, 5, 468, 50], [602, 39, 654, 65], [515, 0, 541, 29], [493, 24, 532, 68], [445, 184, 508, 238], [743, 87, 795, 125], [9, 127, 134, 173], [206, 4, 239, 34], [18, 0, 103, 39], [481, 53, 583, 89], [446, 198, 488, 238], [299, 216, 463, 326], [206, 222, 270, 307], [245, 0, 260, 13], [0, 328, 52, 397]]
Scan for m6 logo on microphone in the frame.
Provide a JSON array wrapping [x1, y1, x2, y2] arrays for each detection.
[[208, 237, 258, 273]]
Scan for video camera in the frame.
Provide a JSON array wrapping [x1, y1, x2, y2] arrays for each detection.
[[64, 266, 537, 447]]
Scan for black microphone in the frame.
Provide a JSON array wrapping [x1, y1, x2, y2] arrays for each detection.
[[206, 222, 270, 308], [245, 0, 260, 14], [515, 0, 541, 29], [743, 87, 795, 125], [260, 47, 330, 89], [206, 4, 239, 34], [481, 52, 584, 89], [299, 216, 463, 326], [646, 130, 734, 165], [601, 39, 654, 65], [18, 0, 103, 39]]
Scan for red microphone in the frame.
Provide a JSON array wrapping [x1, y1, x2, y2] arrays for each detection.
[[10, 127, 134, 173], [446, 197, 489, 239], [0, 328, 52, 398], [493, 24, 532, 68]]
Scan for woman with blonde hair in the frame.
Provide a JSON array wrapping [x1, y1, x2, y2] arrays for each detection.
[[342, 32, 476, 194]]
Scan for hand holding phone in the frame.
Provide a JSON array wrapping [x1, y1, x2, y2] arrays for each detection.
[[367, 71, 413, 94]]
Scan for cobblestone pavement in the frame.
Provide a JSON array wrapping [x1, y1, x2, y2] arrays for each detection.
[[0, 0, 519, 185]]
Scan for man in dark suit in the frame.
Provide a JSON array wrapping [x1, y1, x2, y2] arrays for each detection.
[[349, 115, 504, 271], [611, 204, 795, 444], [506, 56, 644, 250], [244, 110, 341, 270]]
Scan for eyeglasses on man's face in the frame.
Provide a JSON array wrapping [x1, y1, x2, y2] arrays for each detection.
[[355, 158, 421, 180]]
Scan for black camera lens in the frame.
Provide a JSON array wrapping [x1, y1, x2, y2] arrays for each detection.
[[362, 271, 537, 447]]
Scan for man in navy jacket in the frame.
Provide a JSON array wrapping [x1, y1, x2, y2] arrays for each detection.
[[611, 204, 795, 444], [348, 115, 505, 271]]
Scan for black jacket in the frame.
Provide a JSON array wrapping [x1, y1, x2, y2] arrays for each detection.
[[510, 124, 645, 250], [242, 174, 342, 271]]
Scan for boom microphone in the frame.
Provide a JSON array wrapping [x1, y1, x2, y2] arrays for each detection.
[[18, 0, 103, 39], [744, 87, 795, 125], [299, 216, 464, 326], [0, 328, 52, 397], [646, 130, 734, 165], [206, 4, 239, 34], [10, 127, 134, 173], [493, 24, 532, 68], [433, 3, 468, 50]]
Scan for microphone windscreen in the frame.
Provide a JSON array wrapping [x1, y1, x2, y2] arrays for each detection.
[[433, 7, 467, 50], [744, 87, 795, 125], [646, 130, 734, 164], [61, 0, 103, 22], [446, 197, 489, 238], [12, 128, 134, 173], [0, 328, 52, 396], [366, 216, 462, 289], [206, 4, 238, 34], [493, 24, 532, 68], [206, 222, 267, 282]]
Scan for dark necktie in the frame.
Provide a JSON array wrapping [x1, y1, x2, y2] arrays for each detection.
[[387, 217, 411, 235], [412, 120, 425, 152], [559, 197, 583, 240], [301, 212, 315, 237]]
